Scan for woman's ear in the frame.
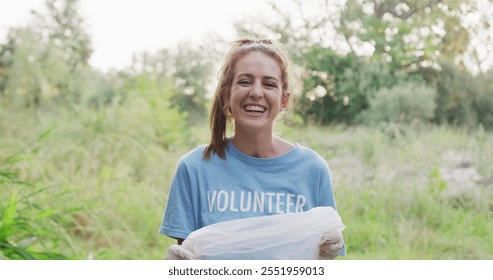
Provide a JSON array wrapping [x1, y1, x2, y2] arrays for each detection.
[[281, 91, 291, 109], [223, 98, 232, 117]]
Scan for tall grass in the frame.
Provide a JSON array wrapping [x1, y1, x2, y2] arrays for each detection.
[[1, 105, 492, 259], [0, 129, 76, 259], [281, 124, 493, 259], [1, 104, 194, 259]]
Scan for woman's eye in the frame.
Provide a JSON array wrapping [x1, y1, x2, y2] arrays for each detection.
[[264, 82, 277, 88], [238, 80, 251, 85]]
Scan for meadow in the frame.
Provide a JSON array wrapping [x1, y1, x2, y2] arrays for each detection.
[[1, 105, 492, 260]]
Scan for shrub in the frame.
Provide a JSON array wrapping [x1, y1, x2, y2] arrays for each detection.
[[103, 75, 190, 149], [472, 70, 493, 129], [419, 60, 481, 127], [361, 82, 437, 125], [300, 50, 400, 124]]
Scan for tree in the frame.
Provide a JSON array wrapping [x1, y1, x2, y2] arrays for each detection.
[[234, 0, 345, 65], [36, 0, 94, 104], [473, 69, 493, 128], [126, 38, 224, 121], [338, 0, 491, 73], [0, 0, 96, 109], [419, 59, 480, 127], [113, 74, 189, 149], [300, 47, 419, 124], [0, 28, 45, 108], [233, 0, 493, 125], [35, 0, 92, 72]]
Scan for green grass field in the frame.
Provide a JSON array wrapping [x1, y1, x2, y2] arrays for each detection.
[[1, 107, 492, 259]]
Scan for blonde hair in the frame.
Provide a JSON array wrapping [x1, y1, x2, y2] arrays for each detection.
[[203, 39, 292, 159]]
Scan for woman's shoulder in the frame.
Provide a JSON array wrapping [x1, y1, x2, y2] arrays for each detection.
[[292, 144, 330, 167], [294, 144, 325, 159], [179, 144, 208, 164]]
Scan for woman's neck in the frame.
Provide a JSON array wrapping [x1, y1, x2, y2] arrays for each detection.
[[231, 128, 293, 158]]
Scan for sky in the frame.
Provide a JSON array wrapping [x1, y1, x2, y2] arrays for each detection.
[[0, 0, 270, 71], [1, 0, 492, 73]]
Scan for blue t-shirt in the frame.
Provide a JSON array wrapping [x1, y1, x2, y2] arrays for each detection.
[[160, 140, 339, 241]]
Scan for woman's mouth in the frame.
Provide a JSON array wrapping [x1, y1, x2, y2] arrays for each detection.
[[243, 104, 267, 113]]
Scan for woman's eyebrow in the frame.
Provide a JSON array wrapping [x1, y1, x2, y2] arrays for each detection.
[[236, 73, 253, 79], [263, 76, 279, 82], [236, 73, 279, 82]]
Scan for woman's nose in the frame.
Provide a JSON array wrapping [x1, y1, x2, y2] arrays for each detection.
[[249, 82, 263, 99]]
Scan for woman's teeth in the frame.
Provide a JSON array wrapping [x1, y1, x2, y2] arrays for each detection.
[[244, 105, 266, 112]]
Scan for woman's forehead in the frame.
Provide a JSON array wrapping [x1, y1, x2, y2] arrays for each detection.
[[234, 51, 282, 79]]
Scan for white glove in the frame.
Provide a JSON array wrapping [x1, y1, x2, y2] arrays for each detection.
[[319, 230, 344, 260], [165, 244, 196, 260]]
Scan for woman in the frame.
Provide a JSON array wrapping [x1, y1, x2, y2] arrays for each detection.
[[160, 39, 344, 259]]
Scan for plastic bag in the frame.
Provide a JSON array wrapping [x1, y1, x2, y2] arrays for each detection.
[[181, 206, 345, 260]]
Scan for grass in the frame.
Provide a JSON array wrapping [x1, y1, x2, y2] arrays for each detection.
[[282, 123, 493, 259], [0, 130, 76, 259], [1, 106, 492, 259]]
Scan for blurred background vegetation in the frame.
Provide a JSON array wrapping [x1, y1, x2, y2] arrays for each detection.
[[1, 0, 492, 259]]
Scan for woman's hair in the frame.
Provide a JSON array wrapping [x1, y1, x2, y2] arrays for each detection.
[[203, 39, 292, 160]]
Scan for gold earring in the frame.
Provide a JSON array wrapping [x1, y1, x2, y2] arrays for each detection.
[[223, 106, 232, 117]]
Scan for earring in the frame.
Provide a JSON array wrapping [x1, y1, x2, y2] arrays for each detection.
[[223, 105, 232, 117]]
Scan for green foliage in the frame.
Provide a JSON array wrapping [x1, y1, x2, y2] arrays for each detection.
[[332, 59, 402, 124], [233, 0, 492, 127], [299, 48, 360, 124], [233, 0, 342, 63], [0, 0, 97, 110], [472, 70, 493, 129], [0, 190, 73, 260], [300, 49, 415, 124], [127, 39, 223, 122], [39, 0, 92, 71], [291, 125, 493, 259], [0, 27, 45, 108], [116, 75, 190, 149], [339, 0, 474, 70], [0, 131, 76, 260], [361, 81, 437, 125], [419, 59, 484, 127], [2, 104, 493, 259], [0, 0, 492, 260], [0, 102, 191, 259]]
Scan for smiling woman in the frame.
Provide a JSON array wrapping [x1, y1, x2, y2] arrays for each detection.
[[159, 39, 346, 260], [205, 39, 292, 159], [226, 51, 291, 157]]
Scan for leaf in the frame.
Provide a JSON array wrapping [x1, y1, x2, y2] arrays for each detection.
[[35, 125, 55, 142], [0, 191, 18, 240], [0, 241, 36, 260]]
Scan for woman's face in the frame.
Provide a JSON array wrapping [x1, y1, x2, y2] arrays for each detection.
[[226, 51, 289, 134]]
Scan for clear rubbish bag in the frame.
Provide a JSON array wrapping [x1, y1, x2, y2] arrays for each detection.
[[181, 206, 345, 260]]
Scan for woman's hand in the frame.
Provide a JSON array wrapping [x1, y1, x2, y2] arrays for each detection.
[[165, 244, 196, 260], [319, 230, 344, 260]]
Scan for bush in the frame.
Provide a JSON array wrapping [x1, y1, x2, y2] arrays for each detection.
[[361, 82, 437, 125], [108, 75, 190, 149], [300, 50, 398, 124], [419, 60, 481, 127], [472, 70, 493, 129]]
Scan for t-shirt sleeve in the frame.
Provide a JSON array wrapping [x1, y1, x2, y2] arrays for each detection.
[[317, 164, 337, 210], [159, 160, 196, 240]]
